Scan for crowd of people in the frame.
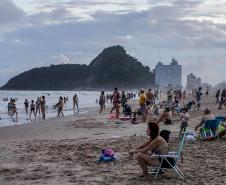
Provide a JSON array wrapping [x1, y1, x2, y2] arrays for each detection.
[[1, 94, 79, 121], [96, 86, 226, 178]]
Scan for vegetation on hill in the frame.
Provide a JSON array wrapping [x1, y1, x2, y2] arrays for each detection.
[[2, 45, 155, 90]]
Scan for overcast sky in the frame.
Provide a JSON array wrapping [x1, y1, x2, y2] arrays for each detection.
[[0, 0, 226, 87]]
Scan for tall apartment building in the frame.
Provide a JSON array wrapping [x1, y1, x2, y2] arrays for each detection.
[[186, 73, 201, 90], [155, 58, 182, 88]]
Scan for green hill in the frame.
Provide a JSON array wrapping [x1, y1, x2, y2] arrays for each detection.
[[2, 45, 155, 90]]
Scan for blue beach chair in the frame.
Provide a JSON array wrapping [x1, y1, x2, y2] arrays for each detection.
[[200, 119, 221, 140]]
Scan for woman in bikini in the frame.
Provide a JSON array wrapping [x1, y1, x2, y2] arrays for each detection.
[[129, 122, 171, 178]]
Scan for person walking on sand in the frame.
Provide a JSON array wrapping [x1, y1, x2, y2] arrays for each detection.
[[24, 99, 29, 114], [40, 96, 46, 120], [99, 91, 106, 114], [56, 97, 64, 117], [73, 94, 79, 113], [29, 100, 36, 119], [194, 87, 202, 111]]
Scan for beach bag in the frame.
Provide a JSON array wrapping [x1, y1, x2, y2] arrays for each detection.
[[97, 148, 117, 163], [160, 130, 171, 143]]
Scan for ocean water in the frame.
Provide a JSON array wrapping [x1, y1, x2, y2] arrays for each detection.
[[0, 91, 102, 127]]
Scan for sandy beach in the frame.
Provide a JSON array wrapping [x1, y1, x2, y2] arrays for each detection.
[[0, 95, 226, 185]]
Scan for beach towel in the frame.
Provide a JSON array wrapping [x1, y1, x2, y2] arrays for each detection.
[[185, 131, 196, 141], [119, 116, 130, 121]]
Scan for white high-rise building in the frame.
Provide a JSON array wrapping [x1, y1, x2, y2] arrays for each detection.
[[155, 58, 182, 88]]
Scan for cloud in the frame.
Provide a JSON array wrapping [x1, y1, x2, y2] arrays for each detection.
[[52, 54, 72, 64], [0, 0, 25, 24], [0, 0, 226, 86]]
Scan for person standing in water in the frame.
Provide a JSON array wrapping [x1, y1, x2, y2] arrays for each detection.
[[56, 97, 64, 117], [73, 94, 79, 113], [10, 99, 18, 119], [40, 96, 46, 120], [29, 100, 36, 119], [35, 97, 41, 115], [24, 99, 29, 114]]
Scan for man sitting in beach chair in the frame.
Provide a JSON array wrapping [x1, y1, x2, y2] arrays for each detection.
[[195, 109, 226, 140]]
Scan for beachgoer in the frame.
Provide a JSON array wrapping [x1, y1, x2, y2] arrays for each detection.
[[146, 89, 155, 106], [56, 97, 64, 117], [218, 89, 226, 109], [179, 108, 189, 138], [29, 100, 36, 119], [186, 100, 195, 110], [157, 107, 172, 125], [8, 99, 13, 115], [195, 108, 214, 131], [129, 122, 169, 178], [110, 88, 120, 115], [40, 96, 46, 120], [139, 89, 146, 122], [24, 99, 29, 114], [99, 91, 105, 114], [10, 99, 18, 119], [206, 87, 209, 96], [35, 97, 41, 115], [194, 87, 202, 111], [215, 89, 220, 104], [73, 94, 79, 112], [121, 91, 127, 108]]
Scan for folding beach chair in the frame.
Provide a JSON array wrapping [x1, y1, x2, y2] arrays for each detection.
[[150, 128, 188, 179], [215, 115, 226, 122], [200, 119, 221, 140]]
